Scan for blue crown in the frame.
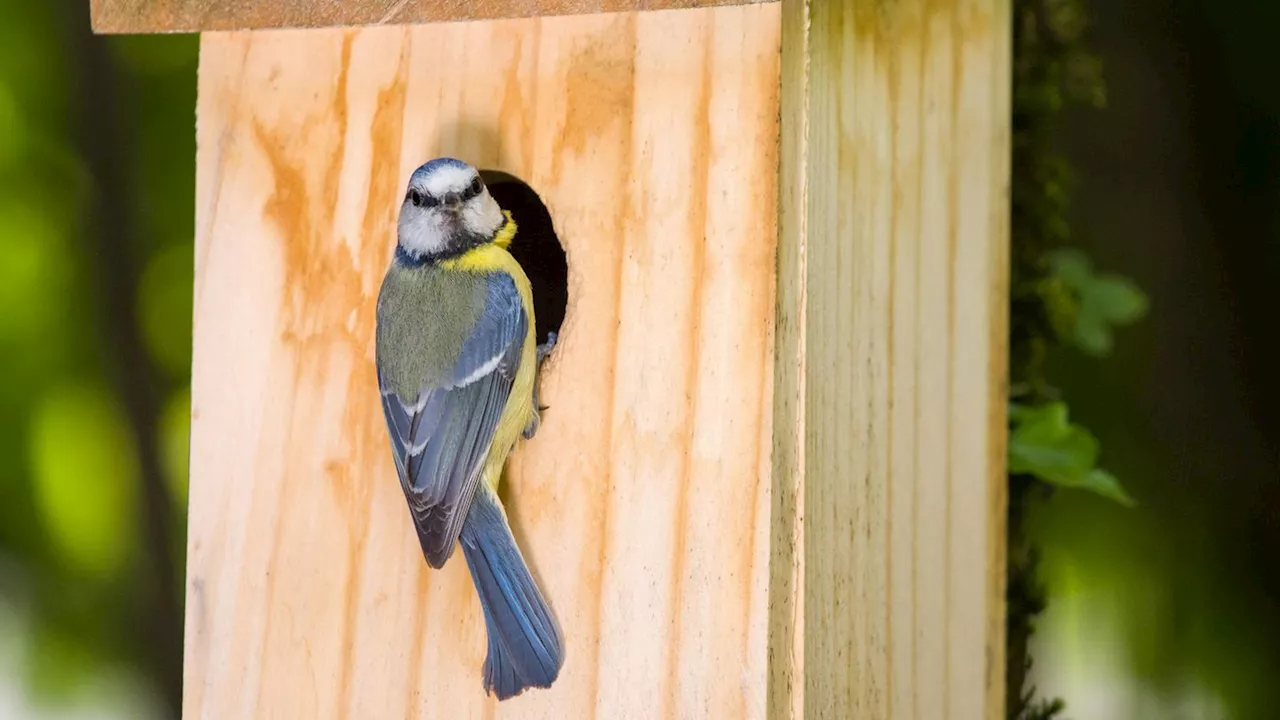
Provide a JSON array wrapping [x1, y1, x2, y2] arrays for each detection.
[[410, 157, 471, 183]]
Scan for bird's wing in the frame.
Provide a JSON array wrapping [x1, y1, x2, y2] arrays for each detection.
[[378, 272, 527, 569]]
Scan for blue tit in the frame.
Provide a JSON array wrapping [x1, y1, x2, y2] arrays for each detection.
[[375, 157, 563, 700]]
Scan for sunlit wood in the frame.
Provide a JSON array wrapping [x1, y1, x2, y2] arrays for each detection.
[[772, 0, 1010, 717], [183, 1, 1009, 717], [187, 7, 780, 719]]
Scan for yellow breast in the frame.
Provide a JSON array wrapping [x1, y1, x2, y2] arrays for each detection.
[[439, 211, 536, 492]]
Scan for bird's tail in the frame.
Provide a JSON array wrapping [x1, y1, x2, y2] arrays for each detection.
[[459, 485, 564, 700]]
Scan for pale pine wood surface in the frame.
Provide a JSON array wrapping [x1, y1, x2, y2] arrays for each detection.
[[770, 0, 1010, 718], [91, 0, 772, 33], [187, 7, 781, 719]]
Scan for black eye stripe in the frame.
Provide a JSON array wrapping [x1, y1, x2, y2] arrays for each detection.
[[407, 177, 481, 208]]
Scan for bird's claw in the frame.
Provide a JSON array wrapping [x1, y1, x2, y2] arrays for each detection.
[[524, 389, 550, 439], [523, 407, 541, 440], [524, 331, 558, 440], [522, 330, 558, 438], [536, 331, 558, 364]]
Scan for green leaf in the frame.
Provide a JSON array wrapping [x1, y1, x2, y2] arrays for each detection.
[[1009, 402, 1098, 482], [1045, 249, 1148, 357], [1037, 275, 1080, 343], [1078, 468, 1137, 507], [1088, 275, 1148, 325], [1008, 401, 1136, 506], [1047, 248, 1092, 286], [1073, 312, 1113, 356]]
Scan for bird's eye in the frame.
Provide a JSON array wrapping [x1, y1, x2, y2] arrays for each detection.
[[408, 189, 423, 207], [469, 176, 483, 197]]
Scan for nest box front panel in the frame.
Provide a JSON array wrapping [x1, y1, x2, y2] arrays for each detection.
[[188, 6, 780, 719]]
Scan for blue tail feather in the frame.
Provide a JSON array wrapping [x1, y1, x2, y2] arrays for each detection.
[[459, 486, 564, 700]]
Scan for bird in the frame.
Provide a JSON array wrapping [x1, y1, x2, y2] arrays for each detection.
[[374, 157, 563, 700]]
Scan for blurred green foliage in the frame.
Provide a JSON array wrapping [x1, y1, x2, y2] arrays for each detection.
[[1007, 0, 1146, 717], [1014, 0, 1280, 719], [31, 382, 141, 579], [1009, 402, 1135, 507], [0, 2, 194, 716], [1044, 248, 1148, 358], [1006, 0, 1147, 518]]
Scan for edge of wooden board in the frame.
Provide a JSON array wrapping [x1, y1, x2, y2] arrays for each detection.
[[90, 0, 775, 34]]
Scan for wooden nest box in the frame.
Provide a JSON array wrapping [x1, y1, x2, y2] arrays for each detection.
[[93, 1, 1010, 717]]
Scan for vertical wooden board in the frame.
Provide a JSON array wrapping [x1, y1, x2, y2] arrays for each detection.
[[948, 1, 1011, 719], [883, 5, 926, 720], [186, 6, 780, 720], [775, 0, 1009, 717], [767, 2, 808, 718], [914, 5, 958, 718]]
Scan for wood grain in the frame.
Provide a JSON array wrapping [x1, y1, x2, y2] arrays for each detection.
[[770, 0, 1010, 718], [187, 6, 780, 719], [90, 0, 771, 33]]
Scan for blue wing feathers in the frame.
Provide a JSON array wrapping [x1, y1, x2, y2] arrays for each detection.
[[379, 265, 561, 699], [451, 274, 524, 388], [377, 271, 528, 569]]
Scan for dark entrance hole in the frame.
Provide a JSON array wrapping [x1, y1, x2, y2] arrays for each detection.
[[479, 170, 568, 349]]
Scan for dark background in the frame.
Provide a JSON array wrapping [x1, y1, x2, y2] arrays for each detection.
[[1027, 0, 1280, 718], [0, 1, 1275, 718]]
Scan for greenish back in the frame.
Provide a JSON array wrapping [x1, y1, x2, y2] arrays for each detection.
[[376, 262, 487, 399]]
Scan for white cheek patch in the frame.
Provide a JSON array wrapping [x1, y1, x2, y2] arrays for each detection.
[[460, 191, 505, 239], [397, 206, 449, 257], [421, 165, 474, 197]]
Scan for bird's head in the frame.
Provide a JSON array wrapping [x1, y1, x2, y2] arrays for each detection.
[[396, 158, 505, 260]]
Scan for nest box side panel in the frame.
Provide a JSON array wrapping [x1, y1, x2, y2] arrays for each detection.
[[187, 6, 780, 720], [773, 0, 1011, 718]]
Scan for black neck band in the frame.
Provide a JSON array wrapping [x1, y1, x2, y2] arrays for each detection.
[[394, 227, 495, 268]]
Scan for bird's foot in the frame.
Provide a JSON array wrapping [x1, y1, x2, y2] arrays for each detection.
[[522, 330, 558, 438], [524, 383, 551, 439], [536, 331, 558, 365], [523, 406, 541, 440], [524, 332, 558, 440]]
